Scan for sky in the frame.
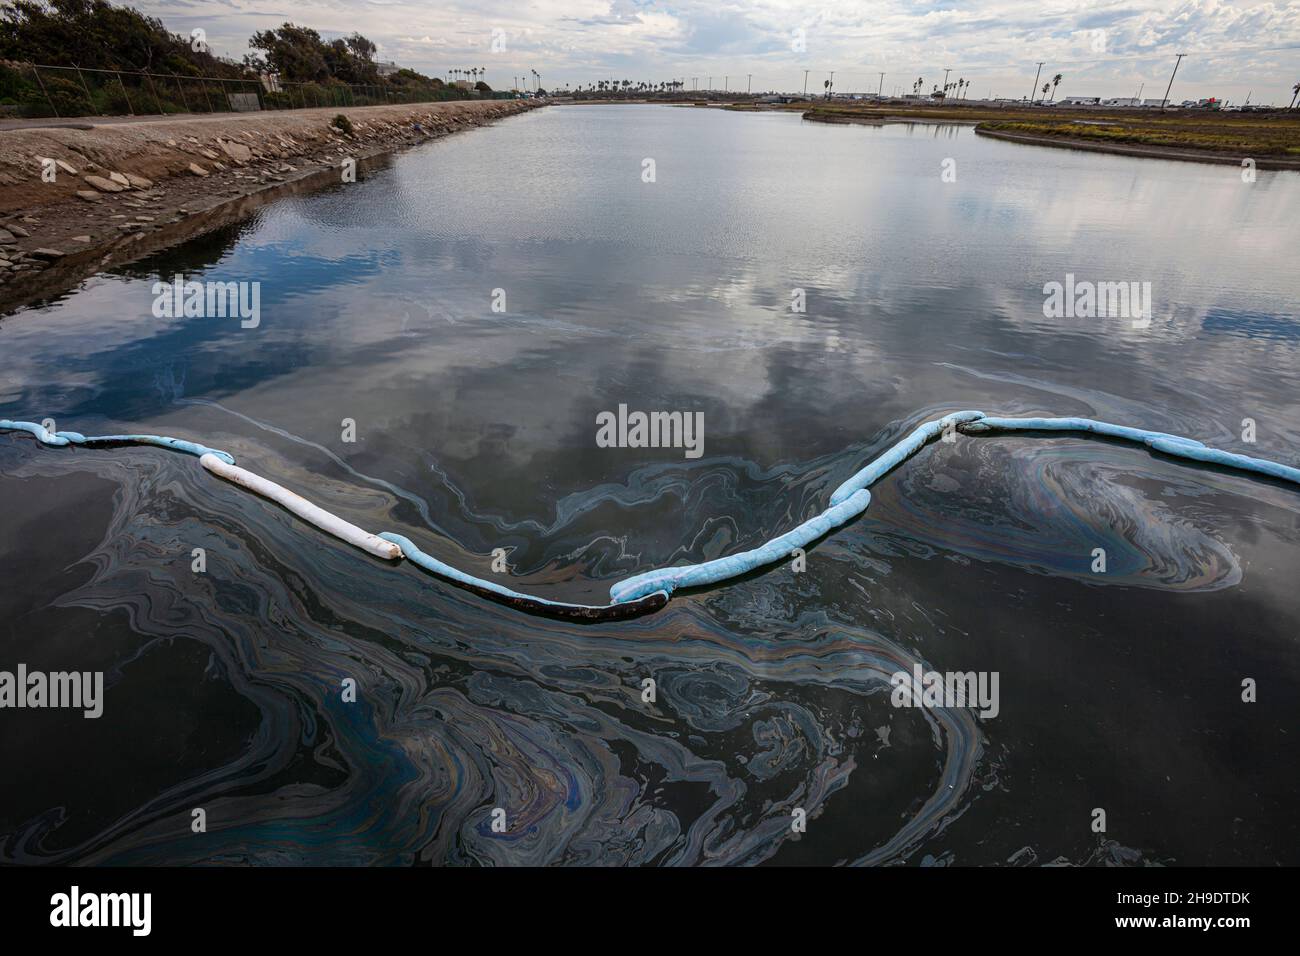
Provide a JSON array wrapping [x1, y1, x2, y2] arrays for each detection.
[[137, 0, 1300, 104]]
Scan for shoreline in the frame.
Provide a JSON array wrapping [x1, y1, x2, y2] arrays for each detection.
[[794, 102, 1300, 169], [974, 126, 1300, 170], [0, 100, 541, 314]]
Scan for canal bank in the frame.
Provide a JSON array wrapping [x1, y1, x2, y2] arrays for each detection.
[[0, 99, 542, 314], [974, 125, 1300, 169]]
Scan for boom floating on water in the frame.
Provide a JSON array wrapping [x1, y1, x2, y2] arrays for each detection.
[[3, 411, 1298, 621]]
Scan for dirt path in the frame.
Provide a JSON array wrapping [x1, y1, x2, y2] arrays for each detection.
[[0, 100, 540, 313]]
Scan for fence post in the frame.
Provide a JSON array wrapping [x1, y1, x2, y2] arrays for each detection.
[[73, 64, 101, 116], [30, 64, 60, 118], [172, 73, 190, 113], [115, 70, 135, 115], [200, 77, 213, 113], [143, 71, 164, 115]]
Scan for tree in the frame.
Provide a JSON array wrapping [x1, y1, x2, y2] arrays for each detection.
[[248, 23, 331, 82], [1050, 73, 1063, 102], [1, 0, 234, 75], [1291, 82, 1299, 109], [323, 33, 378, 83], [1041, 81, 1050, 103]]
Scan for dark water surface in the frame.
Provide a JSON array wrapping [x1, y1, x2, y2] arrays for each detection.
[[2, 104, 1298, 865]]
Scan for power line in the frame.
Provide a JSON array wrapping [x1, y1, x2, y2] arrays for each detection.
[[774, 41, 1300, 82]]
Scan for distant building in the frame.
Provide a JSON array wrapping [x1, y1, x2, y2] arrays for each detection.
[[1103, 97, 1141, 107], [1059, 95, 1101, 105]]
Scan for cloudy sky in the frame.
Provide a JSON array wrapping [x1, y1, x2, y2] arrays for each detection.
[[140, 0, 1300, 103]]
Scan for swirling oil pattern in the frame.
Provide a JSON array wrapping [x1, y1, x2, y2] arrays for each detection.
[[2, 105, 1299, 865], [870, 434, 1245, 590]]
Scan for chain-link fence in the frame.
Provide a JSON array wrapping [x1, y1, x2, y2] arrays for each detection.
[[0, 61, 484, 120]]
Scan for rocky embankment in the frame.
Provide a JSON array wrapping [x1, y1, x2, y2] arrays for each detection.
[[0, 99, 539, 312]]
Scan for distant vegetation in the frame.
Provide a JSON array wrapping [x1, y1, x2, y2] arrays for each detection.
[[980, 118, 1300, 156], [0, 0, 481, 117], [794, 99, 1300, 158]]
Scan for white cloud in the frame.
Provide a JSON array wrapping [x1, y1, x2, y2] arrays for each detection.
[[133, 0, 1300, 102]]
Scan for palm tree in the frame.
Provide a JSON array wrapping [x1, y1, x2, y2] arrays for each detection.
[[1291, 82, 1300, 109], [1041, 81, 1050, 103], [1050, 73, 1063, 102]]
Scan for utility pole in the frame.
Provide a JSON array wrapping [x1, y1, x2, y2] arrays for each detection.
[[803, 69, 809, 96], [1160, 53, 1186, 109], [943, 67, 951, 95], [1029, 61, 1043, 103], [878, 72, 885, 96], [747, 74, 751, 94], [828, 70, 835, 99], [724, 75, 728, 92]]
